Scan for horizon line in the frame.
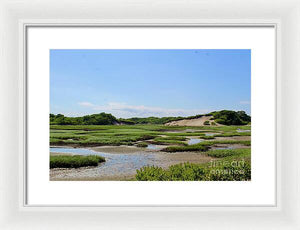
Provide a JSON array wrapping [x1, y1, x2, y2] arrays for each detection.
[[49, 109, 251, 119]]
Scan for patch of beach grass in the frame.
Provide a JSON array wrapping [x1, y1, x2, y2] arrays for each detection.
[[136, 142, 148, 148], [162, 140, 250, 152], [136, 160, 251, 181], [151, 137, 187, 146], [213, 132, 251, 137], [205, 148, 250, 158], [50, 155, 105, 168]]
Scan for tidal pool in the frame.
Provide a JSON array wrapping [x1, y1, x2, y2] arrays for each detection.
[[146, 144, 159, 150], [236, 129, 251, 133], [50, 147, 157, 179], [188, 138, 203, 145], [205, 133, 218, 136]]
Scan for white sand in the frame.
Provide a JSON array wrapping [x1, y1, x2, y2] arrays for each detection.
[[165, 116, 221, 126]]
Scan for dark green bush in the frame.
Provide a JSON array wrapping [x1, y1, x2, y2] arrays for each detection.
[[203, 121, 210, 125], [50, 113, 118, 125], [210, 110, 251, 125]]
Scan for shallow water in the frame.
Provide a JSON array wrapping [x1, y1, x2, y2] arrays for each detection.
[[146, 144, 159, 150], [205, 133, 218, 136], [188, 138, 203, 145], [236, 129, 251, 133], [50, 147, 157, 178]]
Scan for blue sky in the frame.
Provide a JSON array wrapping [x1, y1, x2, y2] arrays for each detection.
[[50, 49, 251, 118]]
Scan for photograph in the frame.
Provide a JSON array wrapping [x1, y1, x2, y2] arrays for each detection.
[[49, 49, 251, 181]]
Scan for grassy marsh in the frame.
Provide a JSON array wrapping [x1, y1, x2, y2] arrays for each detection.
[[162, 140, 251, 152], [50, 124, 251, 181], [50, 124, 250, 147]]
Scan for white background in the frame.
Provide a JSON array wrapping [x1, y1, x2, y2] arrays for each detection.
[[27, 27, 276, 206]]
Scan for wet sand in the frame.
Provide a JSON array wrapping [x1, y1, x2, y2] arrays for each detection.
[[92, 146, 145, 154]]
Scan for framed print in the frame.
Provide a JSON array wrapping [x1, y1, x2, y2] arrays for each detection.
[[25, 26, 275, 206], [0, 0, 300, 229]]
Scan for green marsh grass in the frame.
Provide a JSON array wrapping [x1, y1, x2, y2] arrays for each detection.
[[50, 155, 105, 168], [204, 148, 250, 158], [162, 140, 251, 152], [137, 142, 148, 148], [50, 124, 251, 147]]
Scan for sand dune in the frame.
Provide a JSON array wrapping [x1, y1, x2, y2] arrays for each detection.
[[164, 116, 220, 126]]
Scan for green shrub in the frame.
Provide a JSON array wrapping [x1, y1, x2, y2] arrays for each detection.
[[136, 166, 169, 181], [136, 161, 251, 181], [210, 110, 250, 125], [168, 163, 207, 181], [50, 155, 105, 168], [50, 112, 118, 125], [203, 121, 210, 125]]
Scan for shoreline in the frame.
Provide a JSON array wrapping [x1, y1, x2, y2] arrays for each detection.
[[49, 146, 217, 181]]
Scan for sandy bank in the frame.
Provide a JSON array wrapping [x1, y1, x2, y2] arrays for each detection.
[[165, 116, 221, 126]]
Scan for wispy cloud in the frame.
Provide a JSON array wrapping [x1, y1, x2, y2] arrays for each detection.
[[78, 102, 94, 107], [78, 102, 210, 118], [239, 100, 250, 105]]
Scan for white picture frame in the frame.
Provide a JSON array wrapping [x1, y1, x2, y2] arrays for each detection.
[[0, 0, 299, 229]]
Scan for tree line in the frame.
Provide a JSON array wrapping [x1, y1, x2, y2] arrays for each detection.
[[50, 110, 251, 126]]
